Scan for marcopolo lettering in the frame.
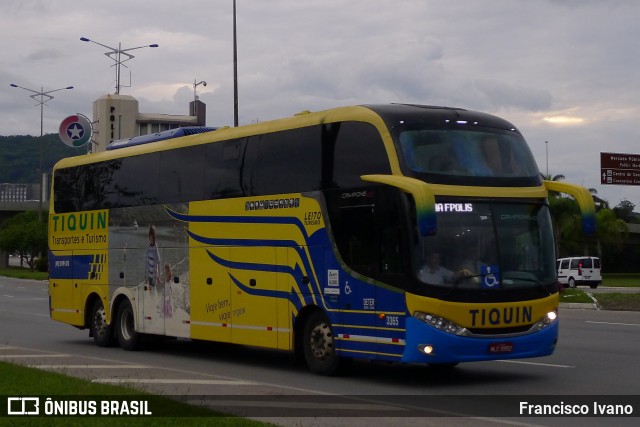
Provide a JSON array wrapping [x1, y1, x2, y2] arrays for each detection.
[[51, 212, 107, 232]]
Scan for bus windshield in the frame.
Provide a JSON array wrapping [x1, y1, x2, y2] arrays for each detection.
[[397, 126, 541, 184], [414, 202, 556, 291]]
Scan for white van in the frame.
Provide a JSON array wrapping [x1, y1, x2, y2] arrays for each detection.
[[556, 256, 602, 289]]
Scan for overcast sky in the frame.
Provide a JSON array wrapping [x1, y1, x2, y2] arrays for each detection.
[[1, 0, 639, 207]]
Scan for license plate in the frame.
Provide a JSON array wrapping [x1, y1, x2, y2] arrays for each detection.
[[489, 342, 513, 353]]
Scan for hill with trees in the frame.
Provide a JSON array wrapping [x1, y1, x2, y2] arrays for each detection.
[[0, 134, 86, 183]]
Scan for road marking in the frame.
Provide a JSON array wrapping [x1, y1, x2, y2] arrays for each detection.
[[31, 365, 150, 369], [93, 378, 256, 385], [587, 320, 640, 327], [198, 399, 403, 411], [494, 360, 574, 368], [0, 354, 68, 358]]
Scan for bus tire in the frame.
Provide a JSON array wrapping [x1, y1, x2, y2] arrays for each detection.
[[115, 299, 142, 351], [303, 311, 340, 376], [89, 299, 114, 347]]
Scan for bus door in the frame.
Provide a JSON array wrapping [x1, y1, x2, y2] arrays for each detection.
[[229, 246, 279, 348], [328, 190, 379, 358], [329, 186, 410, 359]]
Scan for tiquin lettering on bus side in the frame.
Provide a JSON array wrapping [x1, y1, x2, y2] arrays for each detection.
[[51, 212, 107, 232], [50, 211, 108, 249], [469, 305, 532, 327]]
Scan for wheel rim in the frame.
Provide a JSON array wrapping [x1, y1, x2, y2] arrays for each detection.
[[119, 306, 134, 341], [309, 321, 334, 361], [93, 305, 108, 337]]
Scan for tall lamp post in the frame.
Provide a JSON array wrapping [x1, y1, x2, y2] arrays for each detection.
[[9, 83, 74, 220], [233, 0, 239, 127], [80, 37, 159, 94]]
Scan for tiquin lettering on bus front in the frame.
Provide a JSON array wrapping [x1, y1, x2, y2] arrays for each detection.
[[469, 305, 532, 327], [51, 211, 107, 232]]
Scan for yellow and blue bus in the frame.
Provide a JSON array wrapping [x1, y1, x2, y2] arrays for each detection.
[[48, 104, 595, 375]]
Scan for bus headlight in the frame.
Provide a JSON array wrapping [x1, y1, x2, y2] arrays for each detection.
[[413, 311, 470, 336], [533, 310, 558, 331]]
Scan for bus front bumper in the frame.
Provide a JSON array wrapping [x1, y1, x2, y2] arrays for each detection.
[[402, 317, 559, 364]]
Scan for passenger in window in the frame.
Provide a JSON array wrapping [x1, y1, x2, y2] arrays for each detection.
[[428, 153, 456, 172], [457, 243, 486, 275], [418, 252, 473, 284], [480, 136, 520, 175]]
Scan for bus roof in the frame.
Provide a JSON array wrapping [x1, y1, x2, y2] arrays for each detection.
[[53, 104, 520, 170], [106, 126, 217, 150]]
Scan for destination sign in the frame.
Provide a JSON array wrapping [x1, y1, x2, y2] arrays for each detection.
[[600, 152, 640, 186]]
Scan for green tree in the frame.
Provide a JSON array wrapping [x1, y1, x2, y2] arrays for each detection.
[[0, 211, 47, 271], [543, 173, 580, 256], [613, 199, 638, 223], [592, 208, 628, 260]]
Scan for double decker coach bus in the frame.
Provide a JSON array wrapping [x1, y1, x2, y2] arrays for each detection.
[[48, 104, 595, 375]]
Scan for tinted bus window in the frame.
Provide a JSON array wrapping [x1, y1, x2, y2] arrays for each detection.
[[205, 139, 245, 199], [243, 128, 322, 196], [159, 145, 205, 203], [331, 122, 391, 188], [107, 154, 160, 207]]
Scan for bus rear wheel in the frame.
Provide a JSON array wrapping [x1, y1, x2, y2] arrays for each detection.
[[303, 311, 340, 375], [89, 299, 114, 347], [115, 299, 142, 350]]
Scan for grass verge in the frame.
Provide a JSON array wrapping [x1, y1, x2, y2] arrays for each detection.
[[602, 273, 640, 287], [0, 267, 47, 281], [560, 288, 640, 311], [0, 362, 270, 426]]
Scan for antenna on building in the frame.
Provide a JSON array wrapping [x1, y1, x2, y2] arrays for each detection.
[[80, 37, 159, 94]]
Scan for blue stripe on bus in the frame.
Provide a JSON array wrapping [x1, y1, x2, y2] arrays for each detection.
[[49, 254, 94, 280]]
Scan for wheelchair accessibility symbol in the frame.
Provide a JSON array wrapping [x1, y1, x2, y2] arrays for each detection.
[[482, 265, 500, 289]]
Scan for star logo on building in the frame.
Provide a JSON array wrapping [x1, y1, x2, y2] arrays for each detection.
[[66, 123, 85, 140]]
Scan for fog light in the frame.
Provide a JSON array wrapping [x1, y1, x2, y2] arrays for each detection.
[[418, 344, 434, 355]]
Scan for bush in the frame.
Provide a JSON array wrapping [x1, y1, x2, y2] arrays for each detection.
[[36, 255, 48, 272]]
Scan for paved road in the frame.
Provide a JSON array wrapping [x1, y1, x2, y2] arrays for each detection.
[[1, 277, 639, 426]]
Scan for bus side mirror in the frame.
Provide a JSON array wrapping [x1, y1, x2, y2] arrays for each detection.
[[361, 174, 436, 236], [544, 180, 596, 236]]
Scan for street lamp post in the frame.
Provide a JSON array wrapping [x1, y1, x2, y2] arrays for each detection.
[[80, 37, 159, 94], [193, 79, 207, 115], [9, 83, 74, 220], [545, 140, 549, 178]]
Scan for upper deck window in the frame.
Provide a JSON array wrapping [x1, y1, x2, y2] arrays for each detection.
[[397, 126, 541, 186]]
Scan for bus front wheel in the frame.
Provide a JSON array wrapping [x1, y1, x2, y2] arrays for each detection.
[[90, 299, 114, 347], [115, 299, 142, 351], [303, 311, 340, 375]]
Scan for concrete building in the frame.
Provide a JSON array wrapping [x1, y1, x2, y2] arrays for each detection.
[[91, 94, 206, 152]]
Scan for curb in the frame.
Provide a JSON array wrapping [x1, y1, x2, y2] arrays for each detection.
[[559, 302, 599, 310]]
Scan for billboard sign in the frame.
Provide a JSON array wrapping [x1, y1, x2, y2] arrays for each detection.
[[600, 152, 640, 186]]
